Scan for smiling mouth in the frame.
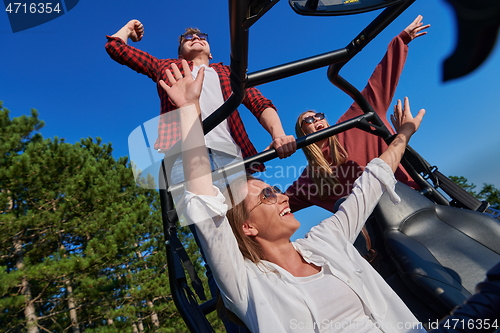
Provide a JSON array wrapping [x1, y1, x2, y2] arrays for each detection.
[[315, 123, 324, 130], [280, 208, 292, 217]]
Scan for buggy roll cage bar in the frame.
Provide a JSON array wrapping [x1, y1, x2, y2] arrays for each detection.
[[202, 0, 450, 204], [159, 0, 490, 331]]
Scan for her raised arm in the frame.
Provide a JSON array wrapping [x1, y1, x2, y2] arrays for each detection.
[[159, 60, 215, 196]]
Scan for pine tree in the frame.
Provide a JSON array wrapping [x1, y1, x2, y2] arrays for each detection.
[[0, 103, 224, 332], [450, 175, 500, 216], [478, 184, 500, 210]]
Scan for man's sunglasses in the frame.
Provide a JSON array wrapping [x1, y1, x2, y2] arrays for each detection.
[[301, 113, 325, 124], [181, 32, 209, 41], [248, 186, 283, 213]]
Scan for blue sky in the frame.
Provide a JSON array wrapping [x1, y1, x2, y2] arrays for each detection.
[[2, 0, 500, 237]]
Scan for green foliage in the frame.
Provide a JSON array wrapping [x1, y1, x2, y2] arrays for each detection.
[[448, 176, 479, 198], [450, 176, 500, 209], [478, 184, 500, 209], [0, 103, 224, 332]]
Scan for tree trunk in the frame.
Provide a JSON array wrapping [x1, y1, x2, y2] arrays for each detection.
[[133, 306, 144, 333], [137, 314, 145, 332], [14, 235, 39, 333], [65, 279, 80, 333], [135, 248, 160, 328], [147, 300, 160, 328]]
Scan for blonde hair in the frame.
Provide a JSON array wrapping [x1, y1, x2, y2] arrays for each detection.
[[223, 175, 265, 264], [217, 176, 267, 327], [295, 111, 348, 200]]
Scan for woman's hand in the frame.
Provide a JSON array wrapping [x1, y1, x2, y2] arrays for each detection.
[[390, 97, 425, 140], [160, 60, 213, 196], [159, 59, 205, 108], [379, 97, 425, 173], [404, 15, 430, 42]]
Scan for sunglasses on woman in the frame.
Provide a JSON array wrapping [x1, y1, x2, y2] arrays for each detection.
[[181, 32, 209, 41], [301, 112, 325, 124], [248, 186, 283, 213]]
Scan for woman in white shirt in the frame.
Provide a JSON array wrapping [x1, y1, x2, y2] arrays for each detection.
[[159, 60, 426, 333]]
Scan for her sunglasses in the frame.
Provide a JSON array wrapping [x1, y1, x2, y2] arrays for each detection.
[[301, 112, 325, 124], [248, 186, 283, 213], [181, 32, 209, 41]]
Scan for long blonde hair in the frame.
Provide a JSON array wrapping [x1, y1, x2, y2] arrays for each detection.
[[223, 175, 265, 264], [295, 111, 348, 200], [218, 176, 267, 327]]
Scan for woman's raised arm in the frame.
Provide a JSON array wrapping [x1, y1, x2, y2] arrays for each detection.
[[159, 60, 215, 196], [379, 97, 425, 172]]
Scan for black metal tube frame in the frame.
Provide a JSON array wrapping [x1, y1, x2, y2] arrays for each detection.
[[163, 1, 429, 332], [325, 0, 449, 204], [168, 112, 378, 195], [159, 164, 215, 333]]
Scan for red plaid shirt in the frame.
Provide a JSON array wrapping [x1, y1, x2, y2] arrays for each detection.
[[106, 36, 275, 171]]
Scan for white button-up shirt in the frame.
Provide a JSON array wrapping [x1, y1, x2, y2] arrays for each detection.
[[182, 158, 425, 333]]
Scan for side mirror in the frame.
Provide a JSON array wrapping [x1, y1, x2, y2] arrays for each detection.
[[289, 0, 408, 16]]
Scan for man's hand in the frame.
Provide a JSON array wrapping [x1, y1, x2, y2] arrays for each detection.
[[159, 59, 205, 108], [270, 135, 297, 159], [259, 108, 297, 159], [404, 15, 430, 42], [111, 19, 144, 44], [126, 19, 144, 42]]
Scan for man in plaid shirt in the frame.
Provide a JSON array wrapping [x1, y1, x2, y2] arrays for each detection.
[[106, 19, 296, 173], [106, 20, 296, 332]]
